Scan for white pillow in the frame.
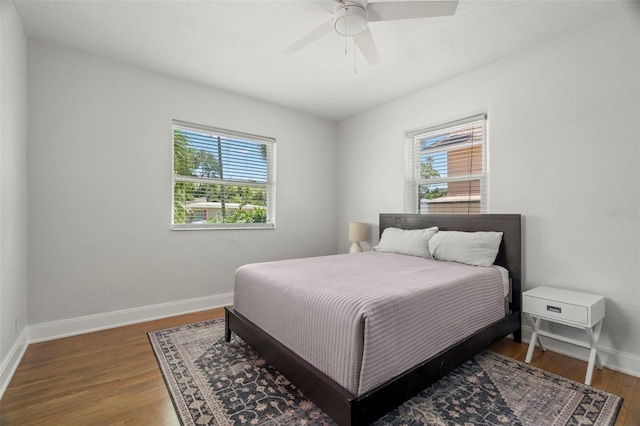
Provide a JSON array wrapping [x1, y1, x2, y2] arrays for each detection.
[[428, 231, 503, 267], [374, 227, 438, 258]]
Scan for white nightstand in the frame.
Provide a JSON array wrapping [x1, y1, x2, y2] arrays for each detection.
[[523, 286, 605, 385]]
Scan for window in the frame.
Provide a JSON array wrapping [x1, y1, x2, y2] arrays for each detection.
[[406, 115, 486, 214], [172, 120, 275, 229]]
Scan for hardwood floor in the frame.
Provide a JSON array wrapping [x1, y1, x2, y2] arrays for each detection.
[[1, 309, 638, 425]]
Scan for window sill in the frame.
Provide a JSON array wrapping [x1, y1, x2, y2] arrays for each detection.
[[171, 223, 276, 231]]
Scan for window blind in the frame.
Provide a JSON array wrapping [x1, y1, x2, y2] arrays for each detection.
[[406, 115, 487, 214], [172, 120, 275, 228]]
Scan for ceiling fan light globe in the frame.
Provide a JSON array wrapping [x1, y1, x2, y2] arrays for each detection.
[[334, 4, 368, 37]]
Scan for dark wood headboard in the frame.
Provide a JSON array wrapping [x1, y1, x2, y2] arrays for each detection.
[[379, 213, 522, 316]]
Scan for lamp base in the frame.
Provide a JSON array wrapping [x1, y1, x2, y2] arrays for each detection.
[[349, 241, 363, 254]]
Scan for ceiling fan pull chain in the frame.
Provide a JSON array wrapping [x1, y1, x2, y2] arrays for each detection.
[[344, 7, 348, 55], [354, 38, 357, 74]]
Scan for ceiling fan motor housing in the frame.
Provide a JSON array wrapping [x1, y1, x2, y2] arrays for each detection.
[[334, 2, 368, 36]]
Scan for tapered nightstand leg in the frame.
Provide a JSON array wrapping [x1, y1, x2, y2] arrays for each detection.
[[589, 321, 604, 370], [525, 334, 536, 363], [585, 320, 603, 385], [586, 348, 597, 385], [525, 315, 545, 363]]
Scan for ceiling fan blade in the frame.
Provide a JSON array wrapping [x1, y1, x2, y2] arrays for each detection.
[[284, 19, 334, 54], [317, 0, 342, 13], [354, 27, 381, 66], [367, 1, 458, 22]]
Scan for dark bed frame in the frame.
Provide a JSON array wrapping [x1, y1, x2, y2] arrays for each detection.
[[225, 213, 522, 426]]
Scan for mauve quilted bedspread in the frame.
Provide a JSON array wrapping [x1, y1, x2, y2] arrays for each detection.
[[233, 251, 504, 396]]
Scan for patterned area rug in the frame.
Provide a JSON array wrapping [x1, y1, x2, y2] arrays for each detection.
[[149, 318, 622, 426]]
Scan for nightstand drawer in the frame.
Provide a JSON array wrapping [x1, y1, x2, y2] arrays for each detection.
[[524, 296, 587, 325]]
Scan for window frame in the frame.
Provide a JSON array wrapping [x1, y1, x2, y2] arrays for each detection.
[[171, 120, 276, 230], [405, 114, 487, 215]]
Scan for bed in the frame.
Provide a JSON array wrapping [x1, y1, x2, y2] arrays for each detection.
[[225, 213, 522, 425]]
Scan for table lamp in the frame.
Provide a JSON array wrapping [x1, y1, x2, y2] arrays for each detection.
[[348, 222, 367, 253]]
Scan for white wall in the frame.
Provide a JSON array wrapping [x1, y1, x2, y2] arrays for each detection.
[[27, 41, 337, 331], [0, 0, 29, 395], [337, 12, 640, 375]]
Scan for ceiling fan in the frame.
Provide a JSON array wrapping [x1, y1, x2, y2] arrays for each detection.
[[284, 0, 459, 66]]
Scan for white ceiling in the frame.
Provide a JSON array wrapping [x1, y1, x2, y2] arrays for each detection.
[[13, 0, 635, 121]]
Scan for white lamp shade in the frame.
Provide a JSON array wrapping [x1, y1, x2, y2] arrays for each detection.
[[348, 222, 367, 242]]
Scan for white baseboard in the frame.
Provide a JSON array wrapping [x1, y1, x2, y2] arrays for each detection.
[[1, 293, 231, 399], [520, 325, 640, 379], [28, 293, 233, 343], [0, 327, 29, 399]]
